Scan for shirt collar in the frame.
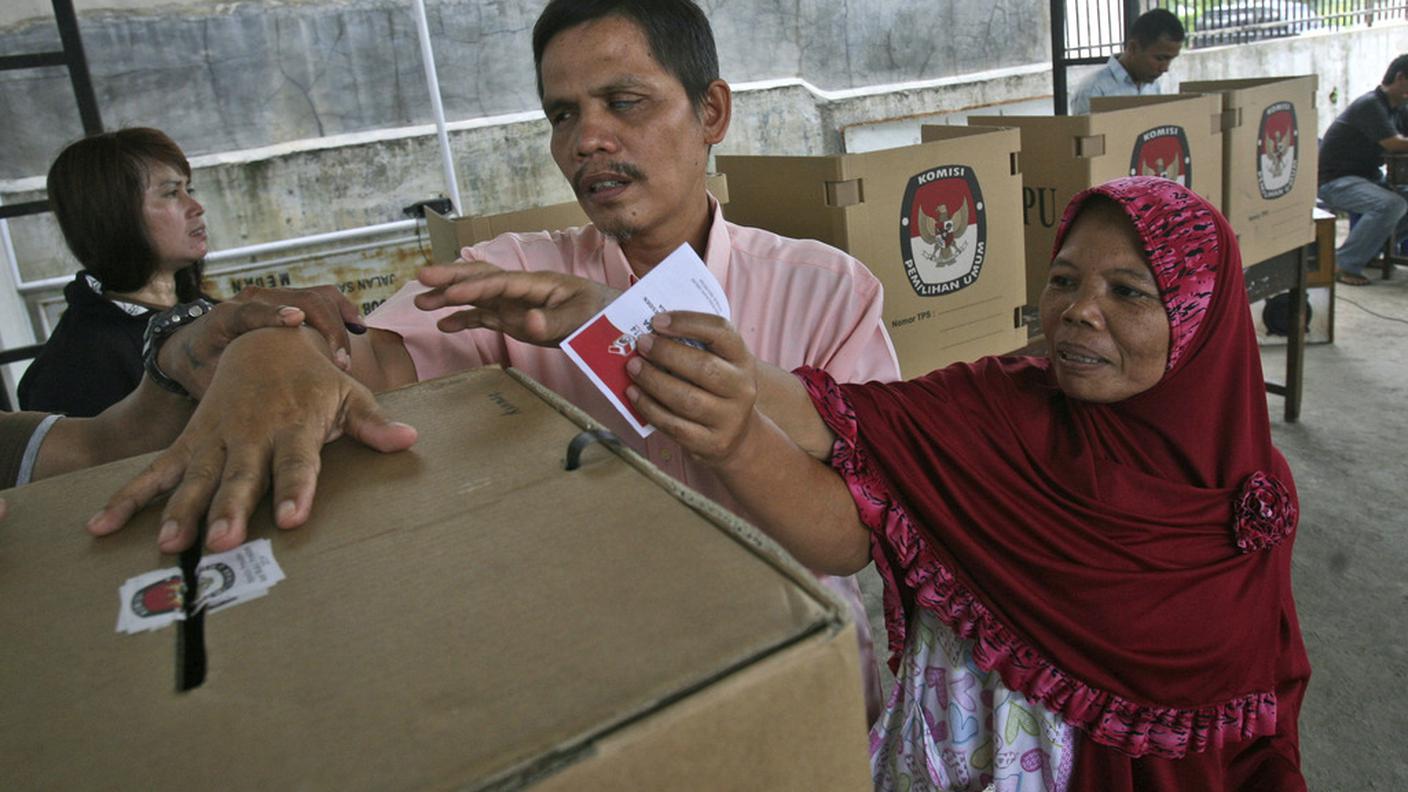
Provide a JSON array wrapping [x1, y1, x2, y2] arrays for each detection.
[[1108, 55, 1137, 88], [599, 192, 730, 288], [83, 272, 151, 317]]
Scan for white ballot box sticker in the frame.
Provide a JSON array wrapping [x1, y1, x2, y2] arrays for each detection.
[[560, 243, 731, 437], [115, 539, 286, 634]]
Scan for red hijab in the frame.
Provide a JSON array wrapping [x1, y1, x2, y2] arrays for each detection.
[[799, 177, 1308, 786]]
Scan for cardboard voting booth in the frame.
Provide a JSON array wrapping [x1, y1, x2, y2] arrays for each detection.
[[0, 368, 871, 790], [716, 127, 1028, 379], [971, 94, 1224, 306], [427, 174, 731, 264], [1178, 76, 1320, 268]]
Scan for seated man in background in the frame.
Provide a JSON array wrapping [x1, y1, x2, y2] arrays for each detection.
[[1316, 54, 1408, 286], [91, 0, 898, 722], [1068, 8, 1184, 115]]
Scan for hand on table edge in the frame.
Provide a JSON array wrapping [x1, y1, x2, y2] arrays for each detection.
[[86, 325, 418, 554]]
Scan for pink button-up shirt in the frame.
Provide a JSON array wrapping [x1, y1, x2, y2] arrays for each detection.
[[368, 198, 900, 508]]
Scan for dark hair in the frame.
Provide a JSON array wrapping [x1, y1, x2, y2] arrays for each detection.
[[1129, 8, 1185, 47], [532, 0, 719, 110], [1384, 54, 1408, 86], [46, 127, 204, 302]]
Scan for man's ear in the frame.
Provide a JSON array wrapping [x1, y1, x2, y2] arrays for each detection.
[[698, 80, 732, 146]]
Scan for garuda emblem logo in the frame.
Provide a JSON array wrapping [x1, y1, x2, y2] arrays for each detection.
[[899, 165, 987, 297], [1258, 102, 1298, 199], [918, 200, 970, 265]]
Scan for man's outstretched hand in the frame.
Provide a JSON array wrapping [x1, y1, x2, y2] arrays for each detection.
[[414, 258, 620, 346]]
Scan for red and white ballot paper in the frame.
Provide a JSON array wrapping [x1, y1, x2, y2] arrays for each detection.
[[560, 243, 730, 438]]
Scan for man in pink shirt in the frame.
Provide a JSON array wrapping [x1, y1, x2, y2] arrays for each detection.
[[363, 0, 898, 720], [97, 0, 898, 722]]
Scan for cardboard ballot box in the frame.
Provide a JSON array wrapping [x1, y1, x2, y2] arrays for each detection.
[[971, 94, 1224, 306], [0, 368, 870, 790], [1178, 76, 1319, 268], [715, 127, 1027, 379], [427, 174, 731, 265]]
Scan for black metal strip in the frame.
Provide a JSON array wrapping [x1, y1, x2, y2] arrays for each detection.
[[0, 51, 67, 70], [0, 201, 51, 220], [1051, 0, 1068, 115], [51, 0, 103, 135]]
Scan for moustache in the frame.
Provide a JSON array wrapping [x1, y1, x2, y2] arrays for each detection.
[[573, 161, 646, 196]]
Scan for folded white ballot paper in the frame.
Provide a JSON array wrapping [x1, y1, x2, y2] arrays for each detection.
[[115, 539, 286, 634], [560, 243, 731, 437]]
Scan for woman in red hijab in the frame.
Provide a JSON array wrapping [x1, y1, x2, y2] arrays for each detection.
[[624, 176, 1309, 790]]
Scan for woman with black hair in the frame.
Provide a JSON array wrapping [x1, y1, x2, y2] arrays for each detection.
[[19, 127, 209, 416]]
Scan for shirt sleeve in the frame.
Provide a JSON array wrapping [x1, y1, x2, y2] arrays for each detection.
[[1348, 95, 1398, 145], [817, 264, 902, 386]]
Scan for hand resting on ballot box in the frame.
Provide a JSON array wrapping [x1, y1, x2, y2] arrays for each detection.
[[0, 298, 369, 522], [87, 326, 417, 553]]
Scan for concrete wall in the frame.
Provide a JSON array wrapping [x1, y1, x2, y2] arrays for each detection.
[[0, 0, 1049, 179]]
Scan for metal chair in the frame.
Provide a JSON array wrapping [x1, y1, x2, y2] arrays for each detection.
[[0, 344, 45, 411]]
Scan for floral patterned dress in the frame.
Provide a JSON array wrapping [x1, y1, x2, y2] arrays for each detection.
[[871, 608, 1077, 792]]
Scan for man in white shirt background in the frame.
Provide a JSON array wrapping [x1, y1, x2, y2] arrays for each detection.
[[1069, 8, 1185, 115]]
